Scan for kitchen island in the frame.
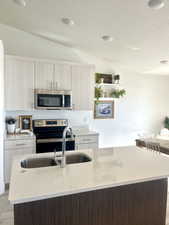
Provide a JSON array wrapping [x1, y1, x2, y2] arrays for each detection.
[[9, 147, 169, 225]]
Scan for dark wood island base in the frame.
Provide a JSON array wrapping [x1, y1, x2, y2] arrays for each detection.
[[14, 178, 168, 225]]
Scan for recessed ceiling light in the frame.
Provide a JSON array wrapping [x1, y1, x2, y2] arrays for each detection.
[[148, 0, 165, 9], [102, 35, 114, 42], [13, 0, 27, 7], [128, 46, 141, 51], [160, 60, 168, 64], [61, 18, 75, 26]]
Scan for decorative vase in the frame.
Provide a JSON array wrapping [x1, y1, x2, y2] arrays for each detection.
[[7, 124, 16, 134]]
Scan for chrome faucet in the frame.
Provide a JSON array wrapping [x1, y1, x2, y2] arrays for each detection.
[[54, 126, 74, 168]]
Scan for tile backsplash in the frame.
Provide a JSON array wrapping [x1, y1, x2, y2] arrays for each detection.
[[5, 110, 93, 129]]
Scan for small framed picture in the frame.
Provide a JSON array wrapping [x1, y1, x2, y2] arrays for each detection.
[[95, 73, 113, 84], [94, 101, 114, 119], [19, 115, 32, 131]]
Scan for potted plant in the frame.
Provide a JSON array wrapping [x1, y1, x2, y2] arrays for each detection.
[[113, 75, 120, 84], [110, 89, 126, 98], [95, 87, 103, 101], [164, 117, 169, 129], [6, 117, 17, 134], [95, 73, 102, 84]]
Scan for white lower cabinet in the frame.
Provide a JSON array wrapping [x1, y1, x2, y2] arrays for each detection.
[[4, 137, 36, 184], [75, 134, 99, 150]]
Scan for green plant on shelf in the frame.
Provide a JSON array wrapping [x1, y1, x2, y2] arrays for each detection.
[[95, 73, 102, 84], [110, 89, 126, 98], [95, 87, 103, 101], [164, 117, 169, 129]]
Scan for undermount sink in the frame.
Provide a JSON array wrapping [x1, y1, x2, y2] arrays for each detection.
[[21, 153, 92, 169]]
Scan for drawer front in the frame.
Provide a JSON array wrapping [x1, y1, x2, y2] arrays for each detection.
[[75, 135, 98, 144], [5, 139, 35, 150], [76, 142, 98, 150]]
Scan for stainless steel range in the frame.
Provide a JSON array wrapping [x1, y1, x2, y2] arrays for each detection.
[[33, 119, 75, 153]]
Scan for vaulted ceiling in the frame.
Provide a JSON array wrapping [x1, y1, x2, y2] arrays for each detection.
[[0, 0, 169, 74]]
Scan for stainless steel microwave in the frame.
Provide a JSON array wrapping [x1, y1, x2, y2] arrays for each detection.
[[34, 89, 72, 110]]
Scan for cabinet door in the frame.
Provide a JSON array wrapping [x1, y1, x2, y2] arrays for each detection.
[[88, 142, 98, 150], [54, 63, 72, 90], [5, 148, 33, 183], [71, 65, 94, 110], [35, 61, 54, 89], [5, 57, 34, 110]]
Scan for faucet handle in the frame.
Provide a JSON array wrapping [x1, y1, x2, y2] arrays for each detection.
[[67, 128, 72, 135], [68, 127, 74, 138], [54, 148, 57, 158]]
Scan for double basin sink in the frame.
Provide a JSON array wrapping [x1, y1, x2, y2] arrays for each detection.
[[21, 153, 92, 169]]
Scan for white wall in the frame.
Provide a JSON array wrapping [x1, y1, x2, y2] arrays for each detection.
[[92, 73, 169, 147], [6, 110, 92, 129], [1, 23, 169, 148], [0, 40, 5, 194]]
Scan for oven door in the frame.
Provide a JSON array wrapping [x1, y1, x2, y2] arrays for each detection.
[[36, 138, 75, 153], [36, 93, 63, 109]]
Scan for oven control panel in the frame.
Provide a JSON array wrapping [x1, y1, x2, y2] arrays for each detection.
[[34, 119, 68, 127]]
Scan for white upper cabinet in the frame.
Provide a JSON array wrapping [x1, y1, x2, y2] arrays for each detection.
[[5, 57, 34, 110], [35, 62, 55, 89], [5, 55, 95, 111], [35, 62, 71, 90], [54, 63, 72, 90], [71, 65, 94, 111]]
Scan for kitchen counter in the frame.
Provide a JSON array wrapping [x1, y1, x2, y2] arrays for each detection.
[[74, 131, 99, 136], [9, 146, 169, 204], [73, 129, 99, 136], [5, 133, 35, 140]]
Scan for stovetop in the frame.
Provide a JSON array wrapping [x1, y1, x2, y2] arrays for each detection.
[[33, 119, 74, 140]]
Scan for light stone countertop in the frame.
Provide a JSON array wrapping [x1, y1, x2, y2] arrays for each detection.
[[73, 130, 99, 136], [5, 133, 36, 141], [9, 146, 169, 204], [72, 127, 99, 136]]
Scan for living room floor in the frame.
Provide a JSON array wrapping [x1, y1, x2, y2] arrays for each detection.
[[0, 191, 169, 225]]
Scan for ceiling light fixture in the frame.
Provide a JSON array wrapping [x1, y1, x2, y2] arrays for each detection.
[[131, 47, 140, 51], [148, 0, 165, 9], [61, 18, 75, 26], [102, 35, 113, 42], [13, 0, 27, 7], [128, 46, 141, 51], [160, 60, 168, 64]]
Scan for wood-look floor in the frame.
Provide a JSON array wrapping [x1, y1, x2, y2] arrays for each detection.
[[1, 191, 169, 225], [0, 191, 13, 225]]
